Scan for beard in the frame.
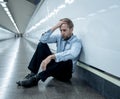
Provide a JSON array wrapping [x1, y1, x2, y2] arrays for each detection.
[[63, 33, 73, 41], [63, 35, 71, 40]]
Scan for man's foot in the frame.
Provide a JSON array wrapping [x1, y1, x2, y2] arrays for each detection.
[[16, 76, 38, 88], [24, 72, 36, 79]]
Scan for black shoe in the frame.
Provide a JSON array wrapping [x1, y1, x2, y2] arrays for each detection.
[[24, 72, 36, 79], [16, 76, 38, 88]]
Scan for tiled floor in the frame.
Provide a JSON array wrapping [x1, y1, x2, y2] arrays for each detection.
[[0, 38, 105, 99]]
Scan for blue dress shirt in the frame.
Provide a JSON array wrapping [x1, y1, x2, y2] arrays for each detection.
[[40, 29, 82, 68]]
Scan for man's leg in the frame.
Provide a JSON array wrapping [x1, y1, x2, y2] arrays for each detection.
[[16, 42, 52, 87], [16, 60, 73, 87], [51, 60, 73, 81], [27, 42, 52, 74], [52, 60, 73, 81], [36, 60, 73, 82]]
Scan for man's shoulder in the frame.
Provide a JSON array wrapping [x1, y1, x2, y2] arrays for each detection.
[[72, 35, 81, 42]]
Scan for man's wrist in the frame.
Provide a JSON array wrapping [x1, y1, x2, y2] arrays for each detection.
[[49, 54, 55, 60], [51, 25, 59, 32]]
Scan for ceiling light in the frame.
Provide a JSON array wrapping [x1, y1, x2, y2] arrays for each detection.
[[65, 0, 74, 4], [0, 0, 4, 2], [4, 7, 8, 12], [0, 2, 6, 7], [0, 1, 20, 33]]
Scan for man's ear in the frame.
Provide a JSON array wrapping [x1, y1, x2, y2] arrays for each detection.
[[70, 28, 73, 32]]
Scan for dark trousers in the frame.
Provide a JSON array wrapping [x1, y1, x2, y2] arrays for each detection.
[[28, 42, 73, 82]]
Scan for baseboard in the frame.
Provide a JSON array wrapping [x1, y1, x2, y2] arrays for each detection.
[[76, 62, 120, 99]]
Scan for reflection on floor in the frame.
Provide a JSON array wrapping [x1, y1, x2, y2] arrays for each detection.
[[0, 38, 105, 99]]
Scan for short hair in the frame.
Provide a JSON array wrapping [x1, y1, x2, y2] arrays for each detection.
[[60, 18, 74, 29]]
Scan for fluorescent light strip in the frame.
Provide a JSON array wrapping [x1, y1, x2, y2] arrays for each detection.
[[26, 0, 75, 33], [0, 2, 6, 7], [0, 2, 20, 33]]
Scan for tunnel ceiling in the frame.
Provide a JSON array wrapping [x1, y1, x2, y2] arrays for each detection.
[[0, 0, 41, 34]]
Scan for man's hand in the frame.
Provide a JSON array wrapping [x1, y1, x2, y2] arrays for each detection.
[[40, 55, 55, 71], [51, 21, 67, 32]]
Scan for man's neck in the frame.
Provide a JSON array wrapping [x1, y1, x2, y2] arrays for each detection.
[[64, 34, 73, 41]]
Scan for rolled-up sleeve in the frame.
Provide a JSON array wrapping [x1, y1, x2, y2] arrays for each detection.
[[55, 39, 81, 62], [40, 29, 57, 43]]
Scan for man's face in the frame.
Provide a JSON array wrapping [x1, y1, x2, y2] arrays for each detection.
[[60, 23, 73, 40]]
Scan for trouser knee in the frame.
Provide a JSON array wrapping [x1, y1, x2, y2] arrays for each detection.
[[37, 42, 50, 53], [38, 42, 48, 48]]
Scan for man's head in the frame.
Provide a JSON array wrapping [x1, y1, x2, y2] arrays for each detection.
[[59, 18, 74, 40]]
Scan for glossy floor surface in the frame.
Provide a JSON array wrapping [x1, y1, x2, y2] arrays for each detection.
[[0, 38, 105, 99]]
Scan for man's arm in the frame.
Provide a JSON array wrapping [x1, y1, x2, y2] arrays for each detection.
[[55, 39, 81, 62], [40, 21, 67, 70], [51, 21, 66, 32], [40, 21, 66, 43], [40, 54, 55, 71]]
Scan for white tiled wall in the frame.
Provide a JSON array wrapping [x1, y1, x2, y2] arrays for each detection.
[[0, 27, 15, 40], [24, 0, 120, 78]]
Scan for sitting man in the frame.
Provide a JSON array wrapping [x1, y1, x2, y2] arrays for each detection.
[[16, 18, 82, 88]]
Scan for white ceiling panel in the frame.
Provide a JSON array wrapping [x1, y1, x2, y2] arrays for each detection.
[[0, 0, 37, 34]]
